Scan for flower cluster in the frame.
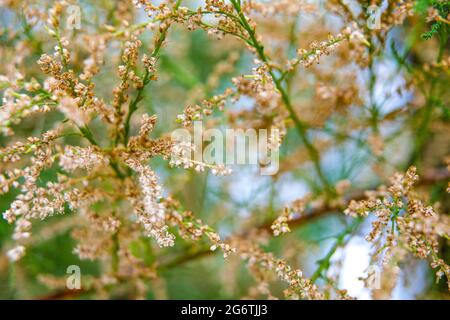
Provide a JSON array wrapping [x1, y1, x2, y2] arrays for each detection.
[[169, 141, 233, 176], [126, 158, 175, 248], [59, 146, 109, 173], [287, 33, 346, 70], [271, 195, 310, 236], [233, 235, 323, 300], [345, 167, 450, 291]]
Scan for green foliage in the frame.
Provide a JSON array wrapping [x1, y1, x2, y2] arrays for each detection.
[[415, 0, 450, 40]]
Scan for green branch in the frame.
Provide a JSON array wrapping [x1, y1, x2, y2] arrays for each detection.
[[122, 1, 182, 145], [310, 218, 362, 283], [229, 0, 335, 197]]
